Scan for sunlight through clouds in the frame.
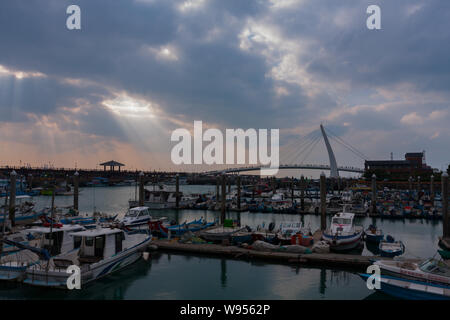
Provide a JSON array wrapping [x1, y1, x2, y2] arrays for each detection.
[[102, 94, 156, 119]]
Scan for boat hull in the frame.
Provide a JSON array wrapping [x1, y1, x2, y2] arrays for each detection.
[[322, 231, 363, 252], [24, 237, 151, 289], [360, 274, 450, 300]]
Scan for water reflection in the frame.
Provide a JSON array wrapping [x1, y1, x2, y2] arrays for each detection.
[[319, 268, 326, 295], [220, 259, 227, 288]]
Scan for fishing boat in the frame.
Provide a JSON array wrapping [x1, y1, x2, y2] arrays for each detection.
[[373, 258, 450, 286], [0, 224, 85, 281], [199, 226, 246, 242], [230, 227, 253, 245], [128, 188, 195, 209], [0, 195, 46, 226], [24, 227, 152, 288], [117, 206, 152, 228], [153, 218, 215, 237], [276, 222, 309, 245], [364, 225, 384, 243], [0, 230, 42, 255], [322, 211, 363, 252], [379, 236, 405, 257], [359, 273, 450, 300]]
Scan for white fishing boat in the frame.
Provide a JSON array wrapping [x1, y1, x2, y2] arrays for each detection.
[[24, 227, 152, 288], [199, 226, 246, 242], [374, 258, 450, 286], [128, 187, 195, 209], [322, 210, 363, 252], [117, 206, 152, 228], [359, 273, 450, 300], [0, 224, 85, 281]]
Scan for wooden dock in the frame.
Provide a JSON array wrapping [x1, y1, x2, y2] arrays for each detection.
[[151, 239, 379, 271]]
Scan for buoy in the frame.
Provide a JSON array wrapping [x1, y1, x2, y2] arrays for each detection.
[[143, 252, 150, 261]]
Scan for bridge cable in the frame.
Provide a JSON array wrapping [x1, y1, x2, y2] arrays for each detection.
[[325, 127, 368, 160], [299, 135, 322, 165], [280, 129, 320, 163], [288, 134, 321, 165], [324, 127, 369, 160], [280, 129, 321, 164], [284, 130, 322, 165]]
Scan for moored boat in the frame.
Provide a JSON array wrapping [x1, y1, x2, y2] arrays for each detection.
[[24, 227, 152, 288], [364, 225, 384, 243], [117, 206, 152, 228], [152, 218, 215, 237], [373, 258, 450, 286], [322, 211, 363, 252], [0, 224, 85, 281], [379, 236, 405, 257], [359, 273, 450, 300], [199, 226, 246, 242]]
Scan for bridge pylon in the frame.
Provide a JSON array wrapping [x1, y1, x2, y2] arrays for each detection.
[[320, 124, 339, 178]]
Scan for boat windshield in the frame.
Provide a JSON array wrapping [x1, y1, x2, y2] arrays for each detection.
[[333, 218, 351, 225], [419, 259, 450, 275], [125, 210, 139, 217]]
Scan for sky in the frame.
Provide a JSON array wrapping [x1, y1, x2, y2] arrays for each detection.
[[0, 0, 449, 175]]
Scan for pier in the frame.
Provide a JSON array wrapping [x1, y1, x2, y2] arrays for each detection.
[[151, 239, 378, 271]]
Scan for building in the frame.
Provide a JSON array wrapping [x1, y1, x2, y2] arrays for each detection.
[[364, 152, 433, 180]]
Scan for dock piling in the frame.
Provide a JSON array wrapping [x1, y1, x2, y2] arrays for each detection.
[[216, 178, 220, 201], [139, 171, 144, 206], [408, 176, 413, 197], [320, 172, 326, 230], [290, 178, 294, 204], [431, 175, 435, 202], [9, 171, 16, 227], [27, 173, 33, 191], [371, 174, 377, 215], [237, 175, 241, 210], [73, 171, 79, 211], [300, 175, 305, 212], [176, 174, 180, 209], [221, 175, 226, 224], [443, 173, 449, 238]]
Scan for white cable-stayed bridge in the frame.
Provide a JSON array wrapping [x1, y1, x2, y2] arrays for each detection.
[[204, 124, 368, 177]]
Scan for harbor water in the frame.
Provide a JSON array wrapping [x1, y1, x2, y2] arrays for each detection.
[[1, 185, 442, 300]]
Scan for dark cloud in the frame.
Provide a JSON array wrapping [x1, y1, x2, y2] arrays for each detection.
[[0, 0, 449, 168]]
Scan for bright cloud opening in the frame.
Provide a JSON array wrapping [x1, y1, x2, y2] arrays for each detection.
[[102, 94, 156, 119]]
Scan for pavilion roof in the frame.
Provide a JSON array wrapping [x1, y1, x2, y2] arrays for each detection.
[[99, 160, 125, 166]]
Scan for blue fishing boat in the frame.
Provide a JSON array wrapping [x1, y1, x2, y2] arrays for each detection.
[[379, 235, 405, 257], [230, 227, 253, 244], [359, 273, 450, 300], [156, 218, 215, 237], [364, 225, 384, 243]]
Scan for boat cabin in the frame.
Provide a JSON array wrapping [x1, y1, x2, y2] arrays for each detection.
[[330, 212, 355, 235], [71, 228, 126, 264], [279, 222, 302, 236], [27, 225, 85, 256], [120, 206, 152, 225], [125, 207, 151, 218]]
